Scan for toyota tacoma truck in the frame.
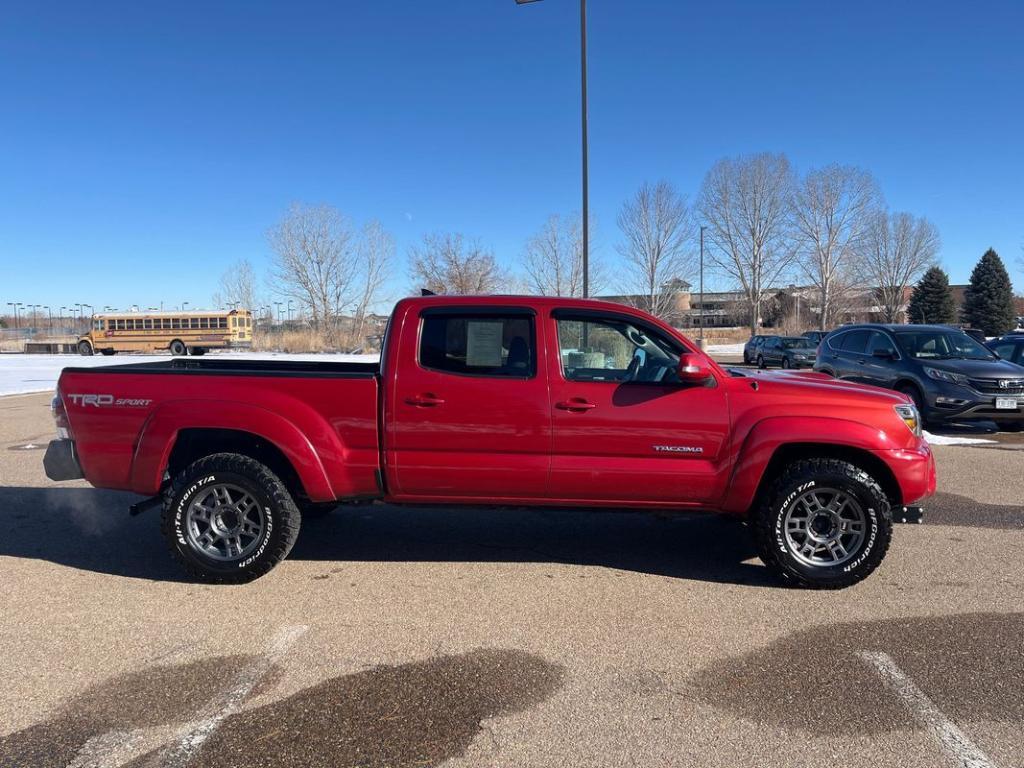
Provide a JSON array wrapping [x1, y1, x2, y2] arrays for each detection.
[[44, 296, 936, 588]]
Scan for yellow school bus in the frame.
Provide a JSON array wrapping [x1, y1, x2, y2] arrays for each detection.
[[77, 309, 253, 356]]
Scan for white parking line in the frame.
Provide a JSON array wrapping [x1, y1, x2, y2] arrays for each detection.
[[858, 651, 998, 768], [154, 624, 308, 768]]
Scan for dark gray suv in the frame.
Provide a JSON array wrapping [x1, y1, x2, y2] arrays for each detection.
[[814, 324, 1024, 425]]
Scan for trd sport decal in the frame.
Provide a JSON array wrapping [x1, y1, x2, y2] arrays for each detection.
[[68, 394, 153, 407]]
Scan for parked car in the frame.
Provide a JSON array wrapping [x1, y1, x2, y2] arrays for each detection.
[[814, 323, 1024, 425], [988, 335, 1024, 366], [44, 296, 936, 589], [743, 334, 768, 364], [802, 330, 826, 345], [757, 336, 818, 369]]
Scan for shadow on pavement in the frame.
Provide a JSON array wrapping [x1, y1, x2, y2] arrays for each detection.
[[926, 492, 1024, 529], [0, 649, 563, 768], [690, 612, 1024, 735], [0, 486, 774, 586]]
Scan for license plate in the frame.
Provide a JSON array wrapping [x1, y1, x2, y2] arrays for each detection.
[[995, 397, 1018, 410]]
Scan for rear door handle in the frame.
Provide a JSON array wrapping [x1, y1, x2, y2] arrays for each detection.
[[556, 399, 597, 412], [406, 394, 445, 407]]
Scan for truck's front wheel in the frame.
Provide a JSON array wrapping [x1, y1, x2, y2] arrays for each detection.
[[161, 453, 301, 583], [752, 459, 892, 589]]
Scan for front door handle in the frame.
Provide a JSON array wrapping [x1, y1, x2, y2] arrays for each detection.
[[406, 393, 445, 407], [556, 399, 597, 412]]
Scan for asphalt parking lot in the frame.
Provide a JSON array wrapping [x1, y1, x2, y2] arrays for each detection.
[[1, 390, 1022, 768]]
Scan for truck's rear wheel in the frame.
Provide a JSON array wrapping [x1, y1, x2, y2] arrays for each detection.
[[78, 340, 93, 356], [170, 339, 187, 356], [752, 459, 892, 589], [161, 453, 301, 583]]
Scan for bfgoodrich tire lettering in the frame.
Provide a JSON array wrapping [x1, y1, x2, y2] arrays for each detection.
[[161, 453, 301, 583], [752, 459, 893, 589]]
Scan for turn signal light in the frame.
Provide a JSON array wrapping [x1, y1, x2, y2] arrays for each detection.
[[894, 404, 921, 437]]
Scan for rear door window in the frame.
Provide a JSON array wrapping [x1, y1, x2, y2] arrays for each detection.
[[419, 312, 535, 378], [866, 331, 897, 357], [838, 330, 869, 354]]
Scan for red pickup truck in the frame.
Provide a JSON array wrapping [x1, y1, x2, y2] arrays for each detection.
[[44, 296, 935, 588]]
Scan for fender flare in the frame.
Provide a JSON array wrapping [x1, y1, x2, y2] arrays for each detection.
[[722, 416, 905, 514], [130, 400, 334, 499]]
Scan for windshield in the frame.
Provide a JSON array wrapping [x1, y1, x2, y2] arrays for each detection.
[[896, 330, 995, 361], [782, 338, 815, 349]]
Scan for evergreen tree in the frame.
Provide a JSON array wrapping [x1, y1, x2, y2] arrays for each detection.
[[961, 248, 1015, 335], [907, 266, 956, 324]]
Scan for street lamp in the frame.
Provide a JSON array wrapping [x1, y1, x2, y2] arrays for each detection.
[[287, 300, 294, 321], [699, 226, 706, 343], [516, 0, 590, 298], [274, 302, 283, 322], [6, 302, 20, 329]]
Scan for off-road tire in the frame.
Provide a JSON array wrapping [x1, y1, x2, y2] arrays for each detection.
[[161, 453, 301, 583], [752, 459, 892, 589], [78, 340, 93, 356], [170, 339, 187, 356]]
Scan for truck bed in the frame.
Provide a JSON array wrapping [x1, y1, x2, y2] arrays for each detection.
[[57, 358, 382, 501], [63, 357, 380, 378]]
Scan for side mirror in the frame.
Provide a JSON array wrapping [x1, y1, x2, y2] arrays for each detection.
[[678, 352, 713, 383]]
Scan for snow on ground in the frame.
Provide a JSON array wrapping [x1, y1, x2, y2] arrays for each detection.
[[705, 342, 745, 355], [0, 352, 379, 397], [923, 430, 996, 446]]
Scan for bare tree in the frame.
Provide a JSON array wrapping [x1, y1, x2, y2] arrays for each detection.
[[523, 214, 585, 296], [862, 211, 940, 323], [267, 203, 357, 342], [699, 153, 796, 334], [410, 233, 506, 294], [616, 181, 695, 322], [212, 259, 261, 312], [792, 165, 882, 330], [350, 219, 394, 347]]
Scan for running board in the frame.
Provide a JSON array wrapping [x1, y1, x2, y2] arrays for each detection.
[[894, 505, 924, 524], [129, 494, 164, 517]]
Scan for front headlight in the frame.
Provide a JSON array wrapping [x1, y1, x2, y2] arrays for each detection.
[[924, 367, 969, 386], [894, 404, 922, 437]]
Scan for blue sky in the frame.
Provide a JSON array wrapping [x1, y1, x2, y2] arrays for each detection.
[[1, 0, 1022, 313]]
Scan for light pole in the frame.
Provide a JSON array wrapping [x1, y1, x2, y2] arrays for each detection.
[[44, 306, 52, 330], [699, 226, 706, 343], [287, 300, 294, 322], [6, 302, 19, 329], [516, 0, 589, 298], [182, 302, 189, 312], [274, 302, 283, 322]]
